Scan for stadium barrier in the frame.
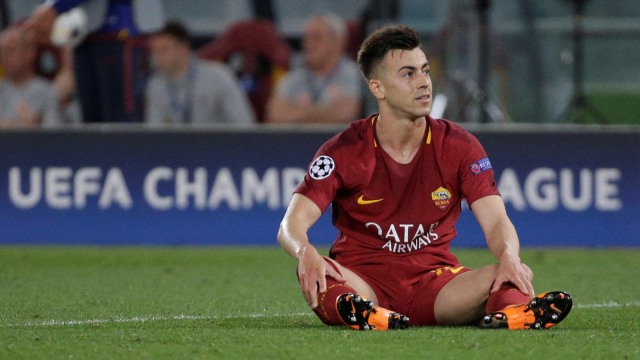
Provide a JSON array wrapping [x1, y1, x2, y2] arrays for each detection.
[[1, 124, 638, 247]]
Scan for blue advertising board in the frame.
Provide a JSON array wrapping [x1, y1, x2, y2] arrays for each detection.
[[468, 127, 639, 247], [0, 125, 638, 247]]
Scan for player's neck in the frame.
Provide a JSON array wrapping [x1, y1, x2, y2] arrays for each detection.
[[375, 114, 426, 164]]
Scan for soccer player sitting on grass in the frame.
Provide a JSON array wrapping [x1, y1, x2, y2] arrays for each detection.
[[277, 25, 572, 331]]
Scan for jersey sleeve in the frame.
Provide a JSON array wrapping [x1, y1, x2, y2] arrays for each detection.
[[457, 132, 500, 206], [295, 143, 342, 213]]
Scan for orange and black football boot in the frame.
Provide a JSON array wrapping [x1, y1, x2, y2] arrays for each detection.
[[336, 293, 409, 331], [480, 291, 573, 330]]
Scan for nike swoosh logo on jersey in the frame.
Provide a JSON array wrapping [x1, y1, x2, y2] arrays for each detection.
[[357, 195, 384, 205]]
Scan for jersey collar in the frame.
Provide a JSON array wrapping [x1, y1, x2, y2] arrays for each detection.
[[370, 114, 432, 148]]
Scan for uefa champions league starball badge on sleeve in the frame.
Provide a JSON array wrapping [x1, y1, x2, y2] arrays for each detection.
[[50, 7, 89, 47]]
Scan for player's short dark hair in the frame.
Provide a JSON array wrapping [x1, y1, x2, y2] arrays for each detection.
[[357, 25, 421, 79], [154, 20, 191, 46]]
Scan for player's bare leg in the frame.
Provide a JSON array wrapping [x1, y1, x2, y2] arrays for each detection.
[[433, 264, 500, 325], [434, 263, 572, 329], [323, 257, 379, 303]]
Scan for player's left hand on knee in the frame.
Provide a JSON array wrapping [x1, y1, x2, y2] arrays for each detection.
[[492, 255, 535, 297]]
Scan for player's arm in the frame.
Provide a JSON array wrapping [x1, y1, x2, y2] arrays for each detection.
[[277, 193, 346, 308], [470, 195, 535, 297]]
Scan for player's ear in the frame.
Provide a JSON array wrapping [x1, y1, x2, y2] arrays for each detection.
[[369, 79, 385, 100]]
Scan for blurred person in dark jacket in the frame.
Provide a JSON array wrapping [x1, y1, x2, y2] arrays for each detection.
[[26, 0, 164, 123]]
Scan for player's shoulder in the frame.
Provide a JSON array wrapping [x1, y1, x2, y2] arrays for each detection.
[[314, 117, 375, 179], [310, 117, 375, 186], [428, 116, 480, 145], [321, 116, 374, 154]]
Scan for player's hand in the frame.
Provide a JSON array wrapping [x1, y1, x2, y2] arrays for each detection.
[[296, 246, 346, 309], [491, 252, 535, 298]]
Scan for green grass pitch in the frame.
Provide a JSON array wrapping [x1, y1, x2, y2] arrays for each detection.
[[0, 246, 638, 359]]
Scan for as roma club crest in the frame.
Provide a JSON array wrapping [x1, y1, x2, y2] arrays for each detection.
[[431, 186, 452, 210]]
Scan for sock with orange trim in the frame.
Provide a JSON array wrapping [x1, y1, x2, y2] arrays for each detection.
[[486, 282, 530, 313], [295, 258, 356, 326], [313, 279, 356, 326]]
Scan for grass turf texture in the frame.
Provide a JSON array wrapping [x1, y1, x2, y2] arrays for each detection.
[[0, 247, 638, 359]]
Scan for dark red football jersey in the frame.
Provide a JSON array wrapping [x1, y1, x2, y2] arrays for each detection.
[[297, 115, 500, 273]]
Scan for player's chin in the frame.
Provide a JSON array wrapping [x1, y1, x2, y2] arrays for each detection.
[[414, 106, 432, 118]]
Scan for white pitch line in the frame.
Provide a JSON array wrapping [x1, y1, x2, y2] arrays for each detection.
[[3, 312, 312, 328], [573, 301, 640, 309], [3, 302, 638, 328]]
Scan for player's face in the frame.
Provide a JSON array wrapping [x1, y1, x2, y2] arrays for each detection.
[[374, 47, 432, 119]]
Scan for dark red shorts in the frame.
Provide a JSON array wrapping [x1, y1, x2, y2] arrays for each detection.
[[344, 262, 470, 326]]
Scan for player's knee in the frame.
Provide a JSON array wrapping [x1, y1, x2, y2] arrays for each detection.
[[481, 263, 500, 279]]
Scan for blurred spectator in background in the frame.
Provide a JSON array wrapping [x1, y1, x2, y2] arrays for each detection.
[[198, 19, 292, 123], [52, 47, 82, 124], [145, 21, 256, 125], [26, 0, 164, 123], [0, 27, 62, 127], [265, 13, 361, 124]]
